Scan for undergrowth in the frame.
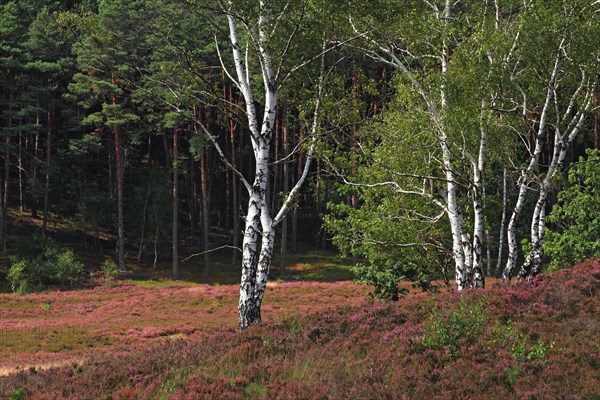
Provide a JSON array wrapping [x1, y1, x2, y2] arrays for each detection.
[[0, 260, 598, 399]]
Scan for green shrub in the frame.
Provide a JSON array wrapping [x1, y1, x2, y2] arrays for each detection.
[[352, 261, 406, 301], [421, 296, 487, 359], [10, 388, 27, 400], [102, 259, 118, 276], [544, 149, 600, 271], [491, 321, 554, 363], [7, 238, 84, 293], [101, 258, 119, 287]]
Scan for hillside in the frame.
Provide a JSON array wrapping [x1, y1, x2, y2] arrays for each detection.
[[0, 260, 598, 399]]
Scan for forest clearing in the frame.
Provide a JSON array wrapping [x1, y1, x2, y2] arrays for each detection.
[[0, 211, 597, 398], [0, 248, 598, 398]]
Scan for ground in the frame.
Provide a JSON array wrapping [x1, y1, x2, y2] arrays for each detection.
[[0, 212, 599, 399]]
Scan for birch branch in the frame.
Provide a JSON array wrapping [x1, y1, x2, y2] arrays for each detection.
[[272, 39, 326, 227], [181, 245, 242, 263]]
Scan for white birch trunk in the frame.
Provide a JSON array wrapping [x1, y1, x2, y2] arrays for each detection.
[[502, 44, 562, 281], [362, 0, 468, 289], [495, 168, 507, 276], [224, 1, 327, 328], [226, 1, 277, 328], [238, 187, 261, 327], [503, 169, 530, 281], [470, 99, 489, 288], [438, 0, 468, 290], [518, 88, 591, 279], [239, 148, 273, 328]]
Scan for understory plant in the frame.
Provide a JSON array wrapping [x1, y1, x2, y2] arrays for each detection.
[[544, 149, 600, 271], [7, 237, 84, 293], [421, 296, 487, 359], [490, 320, 554, 363]]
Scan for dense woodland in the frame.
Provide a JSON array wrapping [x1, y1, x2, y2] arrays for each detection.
[[1, 0, 600, 329]]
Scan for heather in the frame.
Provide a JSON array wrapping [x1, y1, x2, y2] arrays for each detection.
[[1, 260, 598, 399]]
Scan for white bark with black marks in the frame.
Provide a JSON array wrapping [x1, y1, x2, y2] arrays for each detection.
[[502, 42, 563, 281], [224, 0, 328, 329], [518, 80, 592, 279]]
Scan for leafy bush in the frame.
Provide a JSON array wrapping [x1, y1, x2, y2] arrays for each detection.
[[10, 388, 27, 400], [421, 296, 487, 359], [352, 261, 407, 301], [544, 149, 600, 271], [490, 321, 554, 363], [325, 160, 447, 301], [101, 258, 119, 287], [7, 238, 84, 293]]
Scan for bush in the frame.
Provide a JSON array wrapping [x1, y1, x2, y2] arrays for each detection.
[[421, 296, 487, 359], [352, 261, 407, 301], [490, 321, 554, 363], [7, 238, 84, 293], [101, 259, 119, 286], [544, 149, 600, 271]]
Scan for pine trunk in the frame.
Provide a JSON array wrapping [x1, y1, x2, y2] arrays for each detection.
[[172, 128, 180, 280], [230, 102, 240, 265], [18, 129, 23, 213], [200, 147, 210, 275], [280, 105, 289, 276], [42, 110, 51, 238], [291, 117, 303, 254], [112, 73, 125, 270]]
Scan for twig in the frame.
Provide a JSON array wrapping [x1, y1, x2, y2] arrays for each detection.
[[181, 245, 242, 263]]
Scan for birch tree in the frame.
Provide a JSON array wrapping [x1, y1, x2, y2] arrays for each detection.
[[207, 0, 329, 328], [71, 0, 330, 328], [501, 0, 600, 280], [341, 0, 508, 290]]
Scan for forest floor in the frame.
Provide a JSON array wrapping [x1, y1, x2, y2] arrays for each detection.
[[0, 212, 599, 399]]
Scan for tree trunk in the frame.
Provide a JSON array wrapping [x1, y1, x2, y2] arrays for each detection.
[[238, 173, 265, 328], [4, 131, 10, 254], [595, 77, 598, 150], [42, 110, 52, 238], [468, 99, 489, 289], [137, 178, 151, 262], [172, 128, 180, 280], [443, 137, 466, 289], [230, 84, 240, 265], [108, 141, 114, 203], [271, 114, 280, 211], [495, 168, 507, 277], [18, 129, 23, 213], [291, 116, 303, 254], [31, 105, 40, 218], [518, 100, 589, 279], [1, 79, 13, 254], [188, 155, 198, 239], [200, 146, 210, 275], [280, 105, 289, 276], [112, 73, 125, 270], [503, 43, 562, 281], [224, 1, 324, 329]]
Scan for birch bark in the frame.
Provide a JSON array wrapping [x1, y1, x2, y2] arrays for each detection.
[[502, 45, 562, 281], [223, 1, 327, 328], [353, 0, 471, 289], [518, 81, 592, 279]]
